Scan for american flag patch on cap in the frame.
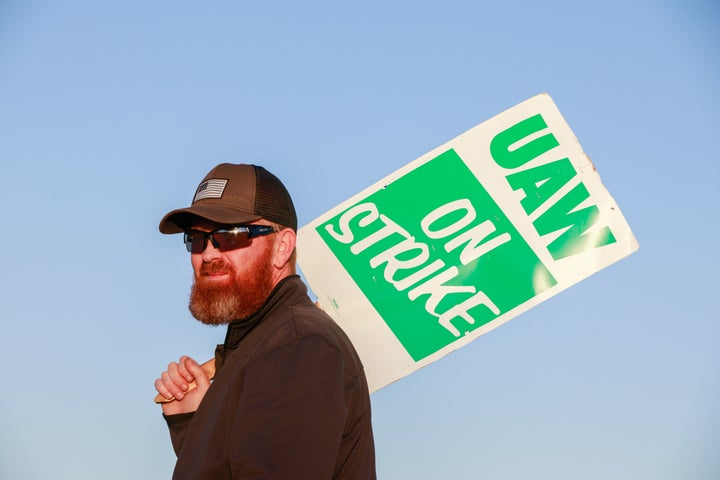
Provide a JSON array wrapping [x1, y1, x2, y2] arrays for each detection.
[[193, 179, 228, 202]]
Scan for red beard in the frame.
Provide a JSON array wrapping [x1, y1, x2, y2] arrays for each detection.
[[188, 243, 275, 325]]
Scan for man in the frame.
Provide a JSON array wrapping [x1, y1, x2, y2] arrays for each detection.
[[154, 163, 376, 479]]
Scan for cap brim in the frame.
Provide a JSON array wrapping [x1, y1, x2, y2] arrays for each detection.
[[159, 204, 263, 234]]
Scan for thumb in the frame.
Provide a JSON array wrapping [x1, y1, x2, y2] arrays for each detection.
[[184, 357, 212, 390]]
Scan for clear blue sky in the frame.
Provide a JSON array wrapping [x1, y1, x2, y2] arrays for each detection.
[[1, 1, 718, 479]]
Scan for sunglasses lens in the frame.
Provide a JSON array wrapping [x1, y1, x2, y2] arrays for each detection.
[[213, 230, 251, 250], [183, 227, 269, 253], [184, 231, 205, 253]]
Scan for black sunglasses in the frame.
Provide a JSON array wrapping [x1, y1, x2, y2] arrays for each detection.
[[183, 225, 276, 253]]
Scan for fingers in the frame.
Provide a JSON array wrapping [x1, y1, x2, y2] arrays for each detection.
[[154, 356, 195, 402], [154, 357, 216, 411]]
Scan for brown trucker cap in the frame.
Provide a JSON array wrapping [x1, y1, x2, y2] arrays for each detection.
[[159, 163, 297, 234]]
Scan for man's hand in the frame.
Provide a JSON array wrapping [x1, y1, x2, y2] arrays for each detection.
[[154, 356, 213, 416]]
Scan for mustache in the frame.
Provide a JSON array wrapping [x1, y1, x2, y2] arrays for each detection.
[[200, 261, 234, 276]]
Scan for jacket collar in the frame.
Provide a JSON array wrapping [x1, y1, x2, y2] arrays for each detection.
[[214, 275, 303, 370]]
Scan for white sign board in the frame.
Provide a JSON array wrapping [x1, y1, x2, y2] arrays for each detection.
[[297, 94, 639, 393]]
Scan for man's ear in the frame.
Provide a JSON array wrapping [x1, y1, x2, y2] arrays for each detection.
[[273, 228, 297, 269]]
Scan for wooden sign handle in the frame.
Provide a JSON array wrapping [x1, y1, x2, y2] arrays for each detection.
[[154, 358, 216, 404]]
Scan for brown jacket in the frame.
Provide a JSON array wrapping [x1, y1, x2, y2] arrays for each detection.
[[164, 276, 376, 479]]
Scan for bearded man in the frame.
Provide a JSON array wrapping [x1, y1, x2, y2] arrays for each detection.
[[153, 163, 376, 480]]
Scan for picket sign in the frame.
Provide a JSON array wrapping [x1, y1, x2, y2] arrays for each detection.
[[297, 93, 639, 393]]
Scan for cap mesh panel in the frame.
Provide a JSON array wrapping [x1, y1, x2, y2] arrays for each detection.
[[255, 166, 297, 230]]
